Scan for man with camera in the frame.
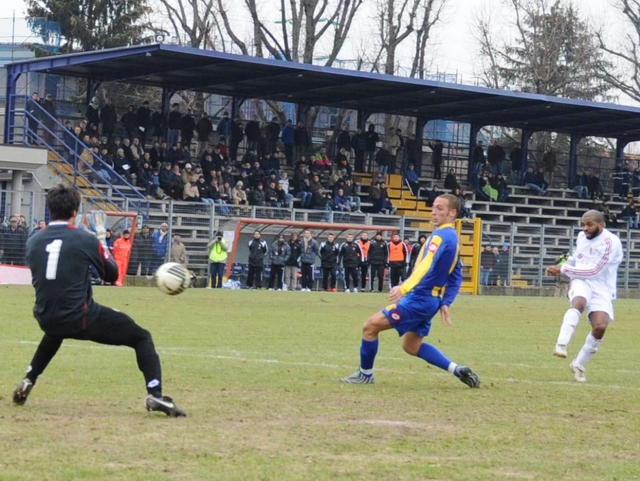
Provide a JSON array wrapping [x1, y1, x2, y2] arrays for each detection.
[[207, 231, 228, 289]]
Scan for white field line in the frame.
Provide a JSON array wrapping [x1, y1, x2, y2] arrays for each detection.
[[10, 340, 640, 392]]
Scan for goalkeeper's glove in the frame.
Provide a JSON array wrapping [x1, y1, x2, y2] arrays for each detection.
[[87, 210, 107, 242]]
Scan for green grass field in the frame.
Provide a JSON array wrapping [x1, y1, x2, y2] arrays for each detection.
[[2, 286, 640, 480]]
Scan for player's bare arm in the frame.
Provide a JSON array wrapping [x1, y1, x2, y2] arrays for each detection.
[[439, 305, 453, 325], [389, 285, 404, 303]]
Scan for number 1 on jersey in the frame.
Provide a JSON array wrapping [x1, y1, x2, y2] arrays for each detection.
[[45, 239, 63, 280]]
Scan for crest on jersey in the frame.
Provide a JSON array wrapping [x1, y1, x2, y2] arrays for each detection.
[[428, 242, 439, 253], [577, 253, 583, 259], [390, 311, 402, 323]]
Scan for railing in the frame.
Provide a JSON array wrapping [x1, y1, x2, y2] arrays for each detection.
[[5, 94, 149, 217]]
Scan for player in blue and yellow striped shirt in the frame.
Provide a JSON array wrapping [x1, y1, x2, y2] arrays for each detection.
[[340, 194, 480, 387]]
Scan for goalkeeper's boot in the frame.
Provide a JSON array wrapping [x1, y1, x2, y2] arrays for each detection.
[[553, 344, 568, 358], [13, 378, 33, 405], [570, 361, 586, 383], [457, 367, 481, 388], [145, 395, 187, 417], [340, 370, 374, 384]]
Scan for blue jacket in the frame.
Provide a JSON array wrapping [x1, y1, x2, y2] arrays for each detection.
[[152, 230, 169, 258], [281, 125, 295, 146]]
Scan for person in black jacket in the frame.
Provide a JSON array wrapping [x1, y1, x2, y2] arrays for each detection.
[[13, 185, 185, 416], [408, 234, 426, 275], [181, 109, 196, 148], [368, 231, 388, 292], [100, 99, 117, 143], [285, 232, 302, 291], [166, 103, 182, 148], [196, 113, 213, 154], [121, 104, 138, 141], [427, 139, 443, 179], [150, 106, 166, 144], [319, 233, 340, 291], [339, 234, 363, 292], [267, 117, 281, 155], [245, 115, 260, 153], [246, 231, 268, 289], [136, 101, 151, 146], [365, 124, 380, 172]]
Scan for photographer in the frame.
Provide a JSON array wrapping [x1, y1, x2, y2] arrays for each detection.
[[207, 231, 228, 289]]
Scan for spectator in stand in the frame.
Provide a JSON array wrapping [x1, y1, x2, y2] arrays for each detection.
[[299, 230, 319, 292], [405, 133, 421, 175], [387, 233, 408, 289], [337, 126, 352, 160], [452, 186, 471, 218], [479, 245, 494, 286], [589, 171, 604, 200], [196, 176, 215, 205], [136, 101, 151, 146], [276, 181, 293, 208], [245, 115, 260, 153], [541, 145, 557, 186], [595, 199, 618, 228], [0, 215, 28, 265], [388, 129, 401, 174], [423, 185, 441, 207], [229, 116, 244, 162], [379, 197, 397, 215], [249, 182, 266, 207], [180, 108, 196, 148], [293, 164, 312, 208], [181, 163, 193, 186], [493, 174, 509, 202], [129, 225, 153, 276], [220, 179, 233, 204], [369, 181, 382, 212], [311, 187, 331, 221], [294, 121, 310, 161], [343, 178, 362, 213], [196, 113, 213, 155], [333, 188, 352, 214], [523, 167, 548, 196], [100, 98, 117, 142], [444, 168, 459, 191], [427, 139, 443, 180], [151, 223, 169, 271], [281, 119, 295, 166], [165, 143, 184, 165], [408, 234, 426, 275], [267, 117, 281, 155], [368, 231, 387, 293], [404, 162, 420, 197], [395, 128, 405, 170], [472, 140, 486, 173], [351, 128, 367, 172], [268, 234, 290, 290], [365, 124, 379, 172], [247, 231, 268, 289], [113, 148, 134, 182], [167, 103, 182, 147], [85, 96, 101, 132], [207, 232, 228, 289], [29, 220, 47, 238], [570, 169, 589, 199], [620, 200, 638, 228], [170, 234, 187, 268], [40, 93, 57, 143], [319, 233, 339, 292], [374, 143, 390, 176], [339, 234, 363, 292], [487, 140, 506, 175], [232, 181, 249, 212], [489, 246, 502, 286], [121, 104, 138, 141], [264, 181, 280, 208], [150, 106, 165, 143], [285, 231, 302, 291], [510, 145, 523, 183], [216, 111, 232, 143], [313, 147, 331, 172], [632, 168, 640, 197], [159, 161, 182, 200]]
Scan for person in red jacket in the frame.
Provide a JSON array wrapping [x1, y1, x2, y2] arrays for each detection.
[[112, 229, 133, 286]]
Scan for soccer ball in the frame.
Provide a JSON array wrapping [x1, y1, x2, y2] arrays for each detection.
[[155, 262, 190, 295]]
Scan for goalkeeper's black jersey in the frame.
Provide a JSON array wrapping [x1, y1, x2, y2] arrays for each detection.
[[26, 222, 118, 335]]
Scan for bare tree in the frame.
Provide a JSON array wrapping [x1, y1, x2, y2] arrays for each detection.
[[595, 0, 640, 103], [156, 0, 217, 49]]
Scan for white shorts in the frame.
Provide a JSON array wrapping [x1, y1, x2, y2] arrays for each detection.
[[568, 279, 614, 321]]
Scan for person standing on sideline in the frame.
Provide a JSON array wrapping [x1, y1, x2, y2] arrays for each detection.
[[388, 233, 409, 288], [340, 194, 480, 387], [339, 234, 363, 292], [13, 185, 185, 416], [408, 235, 427, 275], [368, 231, 388, 293], [285, 231, 302, 291], [112, 229, 133, 286], [357, 232, 371, 291], [246, 231, 268, 289], [207, 231, 228, 289], [299, 229, 319, 292], [268, 234, 290, 290], [319, 233, 340, 292], [547, 210, 623, 383]]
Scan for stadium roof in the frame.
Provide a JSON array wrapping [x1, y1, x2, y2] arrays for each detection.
[[7, 43, 640, 140]]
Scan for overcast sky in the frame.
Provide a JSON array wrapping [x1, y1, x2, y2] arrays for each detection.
[[0, 0, 632, 100]]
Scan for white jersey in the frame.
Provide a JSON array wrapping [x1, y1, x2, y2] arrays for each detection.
[[561, 228, 623, 300]]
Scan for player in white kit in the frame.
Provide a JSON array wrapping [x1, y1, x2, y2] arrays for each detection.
[[546, 210, 623, 382]]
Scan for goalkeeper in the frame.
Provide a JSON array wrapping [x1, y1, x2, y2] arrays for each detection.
[[12, 184, 186, 417]]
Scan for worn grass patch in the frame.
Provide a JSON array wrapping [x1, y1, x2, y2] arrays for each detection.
[[1, 286, 640, 480]]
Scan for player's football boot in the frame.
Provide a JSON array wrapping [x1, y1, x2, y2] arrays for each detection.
[[570, 361, 586, 383], [457, 367, 481, 388], [553, 344, 568, 358], [340, 370, 375, 384], [145, 395, 187, 417], [12, 378, 34, 405]]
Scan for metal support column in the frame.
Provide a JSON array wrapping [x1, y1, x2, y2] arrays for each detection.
[[520, 129, 533, 182], [10, 170, 23, 216], [296, 103, 312, 125], [616, 138, 630, 162], [568, 134, 582, 183], [161, 87, 177, 115], [356, 110, 373, 131], [85, 78, 101, 105], [412, 116, 429, 177], [231, 97, 246, 120], [467, 123, 482, 182], [3, 68, 22, 144]]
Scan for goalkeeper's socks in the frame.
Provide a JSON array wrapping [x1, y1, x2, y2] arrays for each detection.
[[359, 338, 379, 375], [417, 343, 457, 375]]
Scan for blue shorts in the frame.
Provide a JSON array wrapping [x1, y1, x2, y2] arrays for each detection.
[[382, 295, 441, 338]]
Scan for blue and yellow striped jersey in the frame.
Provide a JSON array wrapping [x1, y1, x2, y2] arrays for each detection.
[[399, 223, 462, 306]]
